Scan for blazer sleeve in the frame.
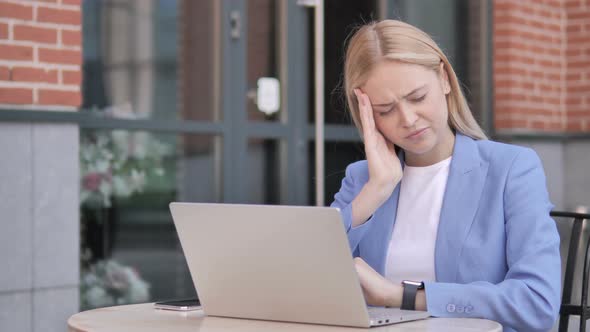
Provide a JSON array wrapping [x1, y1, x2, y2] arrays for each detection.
[[424, 148, 561, 332], [330, 162, 379, 254]]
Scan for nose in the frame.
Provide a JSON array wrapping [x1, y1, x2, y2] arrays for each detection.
[[398, 104, 418, 128]]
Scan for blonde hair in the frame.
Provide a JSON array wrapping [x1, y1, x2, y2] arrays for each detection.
[[344, 20, 487, 140]]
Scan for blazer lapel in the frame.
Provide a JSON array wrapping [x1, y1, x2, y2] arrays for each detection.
[[435, 134, 488, 282]]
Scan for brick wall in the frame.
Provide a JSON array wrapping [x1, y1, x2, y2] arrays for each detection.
[[0, 0, 81, 109], [494, 0, 565, 132], [565, 0, 590, 131], [494, 0, 590, 133]]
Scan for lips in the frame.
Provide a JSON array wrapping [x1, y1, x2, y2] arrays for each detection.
[[406, 127, 428, 139]]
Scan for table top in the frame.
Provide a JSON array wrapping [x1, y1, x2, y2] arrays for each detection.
[[68, 303, 502, 332]]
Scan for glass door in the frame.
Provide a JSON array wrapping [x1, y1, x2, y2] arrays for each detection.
[[214, 0, 312, 205]]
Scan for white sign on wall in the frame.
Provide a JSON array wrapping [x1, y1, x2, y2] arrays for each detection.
[[256, 77, 280, 115]]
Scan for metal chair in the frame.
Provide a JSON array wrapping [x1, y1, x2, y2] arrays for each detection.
[[552, 211, 590, 332]]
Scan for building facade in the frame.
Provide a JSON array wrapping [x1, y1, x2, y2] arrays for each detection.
[[0, 0, 588, 331]]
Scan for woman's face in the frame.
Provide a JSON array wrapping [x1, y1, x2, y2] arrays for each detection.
[[360, 60, 455, 166]]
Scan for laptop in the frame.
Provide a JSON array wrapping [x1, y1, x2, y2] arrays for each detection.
[[169, 202, 429, 328]]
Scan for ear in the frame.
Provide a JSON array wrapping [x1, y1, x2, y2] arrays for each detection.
[[439, 61, 451, 95]]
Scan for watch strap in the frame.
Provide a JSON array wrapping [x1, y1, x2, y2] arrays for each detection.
[[401, 281, 423, 310]]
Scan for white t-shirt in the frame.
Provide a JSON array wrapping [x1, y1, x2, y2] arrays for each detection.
[[385, 156, 452, 284]]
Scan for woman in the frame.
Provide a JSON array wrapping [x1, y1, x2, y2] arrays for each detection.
[[331, 20, 561, 332]]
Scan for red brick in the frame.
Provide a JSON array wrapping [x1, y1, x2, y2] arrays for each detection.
[[495, 118, 528, 129], [530, 71, 544, 79], [549, 121, 564, 130], [61, 29, 81, 46], [509, 2, 531, 14], [62, 0, 81, 5], [494, 1, 516, 12], [565, 71, 582, 81], [530, 121, 549, 130], [0, 87, 33, 104], [567, 97, 583, 106], [0, 66, 9, 80], [0, 44, 33, 61], [546, 48, 562, 57], [0, 2, 33, 21], [567, 24, 582, 33], [495, 14, 528, 27], [566, 121, 584, 131], [540, 0, 561, 6], [527, 19, 544, 30], [495, 66, 528, 77], [37, 7, 80, 26], [545, 22, 562, 32], [520, 107, 556, 117], [548, 122, 563, 131], [496, 52, 536, 65], [12, 67, 58, 83], [568, 11, 590, 20], [569, 84, 590, 93], [39, 48, 81, 65], [493, 53, 511, 64], [566, 48, 582, 57], [0, 22, 7, 39], [567, 110, 590, 117], [566, 105, 588, 113], [539, 83, 561, 91], [494, 91, 523, 100], [537, 7, 555, 19], [494, 81, 515, 91], [569, 60, 590, 69], [62, 70, 81, 85], [39, 89, 80, 107], [14, 25, 57, 44], [568, 35, 590, 44], [565, 0, 582, 8], [542, 96, 561, 105], [537, 59, 561, 68], [520, 81, 535, 90]]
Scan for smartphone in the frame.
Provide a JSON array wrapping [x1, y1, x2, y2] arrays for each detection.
[[154, 298, 201, 311]]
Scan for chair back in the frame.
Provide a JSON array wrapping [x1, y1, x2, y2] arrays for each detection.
[[552, 211, 590, 332]]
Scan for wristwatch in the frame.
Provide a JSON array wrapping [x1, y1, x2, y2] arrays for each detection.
[[401, 280, 424, 310]]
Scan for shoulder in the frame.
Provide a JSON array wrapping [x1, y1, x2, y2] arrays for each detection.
[[472, 138, 542, 170]]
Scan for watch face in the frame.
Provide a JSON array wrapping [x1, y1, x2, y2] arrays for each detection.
[[403, 280, 424, 289]]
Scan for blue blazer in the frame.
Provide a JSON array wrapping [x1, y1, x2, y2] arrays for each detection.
[[331, 133, 561, 332]]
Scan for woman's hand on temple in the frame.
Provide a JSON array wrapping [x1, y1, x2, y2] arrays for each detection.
[[349, 89, 403, 226], [354, 89, 402, 199]]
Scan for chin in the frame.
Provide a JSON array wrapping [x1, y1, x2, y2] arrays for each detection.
[[400, 140, 436, 156]]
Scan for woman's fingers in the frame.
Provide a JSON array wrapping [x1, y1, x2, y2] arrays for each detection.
[[362, 93, 376, 132], [354, 89, 376, 142]]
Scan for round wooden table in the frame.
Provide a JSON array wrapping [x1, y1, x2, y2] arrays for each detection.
[[68, 303, 503, 332]]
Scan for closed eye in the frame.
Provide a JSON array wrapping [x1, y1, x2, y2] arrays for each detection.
[[376, 106, 395, 116], [410, 94, 427, 103]]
